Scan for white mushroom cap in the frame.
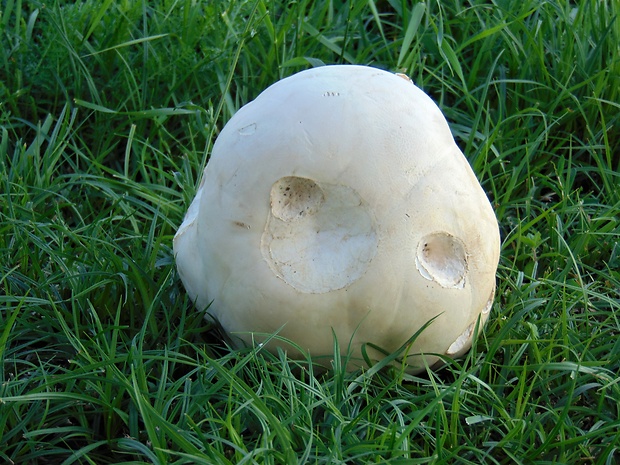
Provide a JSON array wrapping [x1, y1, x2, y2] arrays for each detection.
[[174, 65, 500, 372]]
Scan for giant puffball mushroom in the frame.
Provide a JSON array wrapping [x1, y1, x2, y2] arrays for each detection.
[[174, 65, 500, 372]]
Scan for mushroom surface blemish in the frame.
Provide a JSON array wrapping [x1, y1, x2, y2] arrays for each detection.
[[415, 232, 468, 289], [262, 177, 377, 294]]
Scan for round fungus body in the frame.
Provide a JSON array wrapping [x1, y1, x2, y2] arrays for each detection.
[[173, 65, 501, 372]]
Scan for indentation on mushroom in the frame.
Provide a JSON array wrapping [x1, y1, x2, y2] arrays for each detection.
[[482, 284, 495, 315], [446, 322, 473, 356], [262, 178, 377, 293], [415, 232, 467, 289], [270, 176, 325, 221], [238, 123, 257, 136]]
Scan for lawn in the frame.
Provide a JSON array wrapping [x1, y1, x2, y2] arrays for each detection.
[[1, 0, 619, 463]]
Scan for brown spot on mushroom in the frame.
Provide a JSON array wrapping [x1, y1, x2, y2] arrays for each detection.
[[270, 176, 324, 221], [233, 221, 250, 229]]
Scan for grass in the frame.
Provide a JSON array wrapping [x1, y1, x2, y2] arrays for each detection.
[[1, 0, 619, 463]]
